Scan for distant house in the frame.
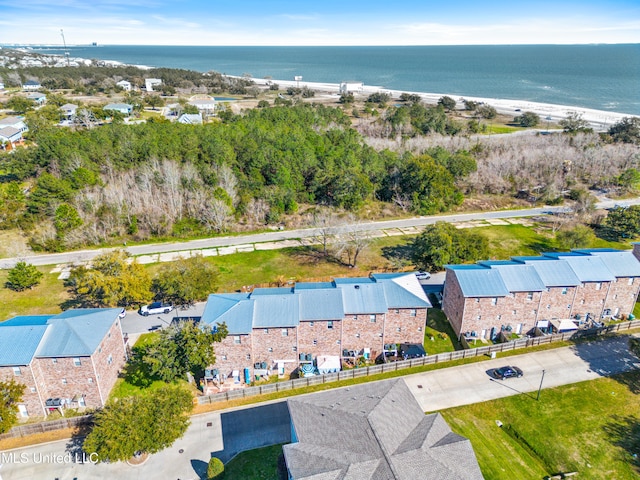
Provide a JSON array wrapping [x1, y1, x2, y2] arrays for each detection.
[[26, 92, 46, 105], [103, 103, 133, 116], [0, 309, 127, 418], [339, 81, 364, 94], [0, 81, 5, 90], [283, 379, 484, 480], [188, 97, 216, 114], [144, 78, 162, 92], [177, 113, 203, 125], [60, 103, 78, 119], [0, 116, 29, 150], [116, 80, 132, 91], [22, 79, 41, 91]]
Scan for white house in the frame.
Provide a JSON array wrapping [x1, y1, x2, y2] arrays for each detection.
[[27, 92, 46, 106], [103, 103, 133, 116], [144, 78, 162, 92], [0, 116, 28, 150], [339, 81, 364, 94], [178, 113, 203, 125], [22, 79, 41, 91], [188, 97, 216, 114], [116, 80, 132, 91], [60, 103, 78, 119]]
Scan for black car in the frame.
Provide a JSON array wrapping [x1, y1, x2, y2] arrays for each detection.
[[491, 365, 523, 380], [398, 343, 427, 359]]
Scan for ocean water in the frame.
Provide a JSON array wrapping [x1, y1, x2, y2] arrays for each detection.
[[26, 44, 640, 115]]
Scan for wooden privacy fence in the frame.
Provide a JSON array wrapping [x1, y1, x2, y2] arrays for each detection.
[[198, 318, 640, 405], [0, 414, 93, 440]]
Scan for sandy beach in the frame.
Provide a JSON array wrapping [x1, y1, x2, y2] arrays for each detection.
[[249, 77, 635, 130]]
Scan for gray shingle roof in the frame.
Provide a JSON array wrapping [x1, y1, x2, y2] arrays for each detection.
[[284, 380, 482, 480]]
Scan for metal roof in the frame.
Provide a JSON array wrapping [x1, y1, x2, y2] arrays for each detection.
[[298, 289, 345, 320], [449, 266, 510, 297], [550, 254, 616, 282], [36, 308, 122, 357], [1, 315, 53, 326], [295, 282, 334, 290], [0, 325, 48, 366], [490, 264, 546, 292], [252, 295, 300, 328], [333, 276, 374, 285], [382, 276, 432, 308], [339, 283, 388, 314], [216, 300, 255, 334], [577, 250, 640, 277], [519, 259, 581, 287], [251, 287, 294, 295]]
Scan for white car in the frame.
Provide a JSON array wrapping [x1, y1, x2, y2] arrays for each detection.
[[139, 302, 174, 316], [118, 308, 126, 319], [415, 271, 431, 280]]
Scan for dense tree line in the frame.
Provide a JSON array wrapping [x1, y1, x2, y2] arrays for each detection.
[[0, 104, 475, 250]]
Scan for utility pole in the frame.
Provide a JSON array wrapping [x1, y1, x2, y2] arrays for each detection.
[[60, 29, 70, 67], [536, 369, 546, 401]]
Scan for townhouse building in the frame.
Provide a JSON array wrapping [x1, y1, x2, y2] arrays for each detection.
[[0, 309, 127, 419], [201, 273, 431, 380], [442, 248, 640, 341]]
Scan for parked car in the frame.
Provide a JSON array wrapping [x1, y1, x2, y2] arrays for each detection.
[[139, 302, 174, 316], [118, 308, 126, 319], [415, 271, 431, 280], [398, 343, 427, 359], [491, 366, 523, 380]]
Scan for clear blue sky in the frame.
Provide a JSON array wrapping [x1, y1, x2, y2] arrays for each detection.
[[1, 0, 638, 46]]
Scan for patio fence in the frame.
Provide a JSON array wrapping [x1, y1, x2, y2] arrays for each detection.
[[197, 318, 640, 405], [0, 414, 93, 440]]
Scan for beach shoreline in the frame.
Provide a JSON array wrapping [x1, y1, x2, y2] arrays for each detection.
[[247, 77, 635, 130]]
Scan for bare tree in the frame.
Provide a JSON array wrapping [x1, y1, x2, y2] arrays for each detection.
[[309, 208, 344, 257], [335, 216, 373, 267]]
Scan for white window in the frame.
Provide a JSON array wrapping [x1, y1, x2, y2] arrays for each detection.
[[73, 357, 81, 366], [512, 310, 517, 315], [356, 333, 360, 338], [527, 292, 534, 300], [13, 366, 21, 376], [628, 278, 634, 285], [246, 354, 251, 360], [18, 405, 28, 418], [410, 309, 417, 317], [562, 287, 568, 295], [30, 387, 36, 393], [497, 315, 502, 321], [62, 378, 67, 384], [78, 397, 86, 407], [370, 314, 376, 323], [476, 315, 481, 320], [309, 322, 314, 327], [221, 355, 227, 360], [292, 346, 297, 352], [107, 355, 113, 365], [336, 340, 340, 345], [327, 321, 334, 329], [546, 304, 551, 309], [313, 339, 317, 345], [234, 336, 241, 344], [88, 378, 93, 383], [418, 327, 422, 332], [264, 329, 269, 334], [353, 315, 357, 320], [268, 347, 273, 352], [281, 329, 288, 337], [475, 298, 480, 303], [595, 282, 602, 290], [491, 297, 498, 306], [396, 327, 401, 332], [52, 358, 58, 364], [394, 309, 400, 314]]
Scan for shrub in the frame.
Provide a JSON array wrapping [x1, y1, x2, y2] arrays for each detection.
[[207, 457, 225, 479], [5, 261, 43, 291]]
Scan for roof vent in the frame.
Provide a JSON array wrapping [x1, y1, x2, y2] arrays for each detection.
[[354, 285, 360, 289]]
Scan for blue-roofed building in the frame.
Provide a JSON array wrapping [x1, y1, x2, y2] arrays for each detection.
[[103, 103, 133, 116], [0, 308, 127, 419], [201, 273, 431, 380], [443, 248, 640, 341]]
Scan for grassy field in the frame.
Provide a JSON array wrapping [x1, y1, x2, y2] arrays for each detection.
[[223, 444, 286, 480], [442, 371, 640, 480], [0, 267, 68, 320]]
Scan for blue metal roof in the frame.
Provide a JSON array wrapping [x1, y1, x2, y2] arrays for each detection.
[[251, 287, 294, 295], [298, 289, 345, 320], [294, 282, 334, 290], [382, 276, 432, 308], [333, 277, 374, 285], [451, 266, 510, 297], [0, 325, 48, 365], [339, 283, 388, 314], [552, 255, 616, 282], [576, 250, 640, 277], [252, 295, 300, 328], [216, 300, 255, 334], [370, 272, 411, 281], [36, 308, 122, 357], [489, 264, 546, 292], [520, 259, 581, 287], [1, 315, 53, 326]]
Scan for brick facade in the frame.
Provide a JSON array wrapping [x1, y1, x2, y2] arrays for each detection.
[[443, 250, 640, 340], [0, 365, 44, 418]]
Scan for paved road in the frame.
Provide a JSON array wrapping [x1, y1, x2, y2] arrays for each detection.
[[1, 335, 637, 480], [2, 198, 639, 269]]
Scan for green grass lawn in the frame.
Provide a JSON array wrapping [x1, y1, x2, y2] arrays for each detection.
[[0, 267, 68, 320], [222, 444, 286, 480], [424, 308, 461, 354], [441, 371, 640, 480]]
